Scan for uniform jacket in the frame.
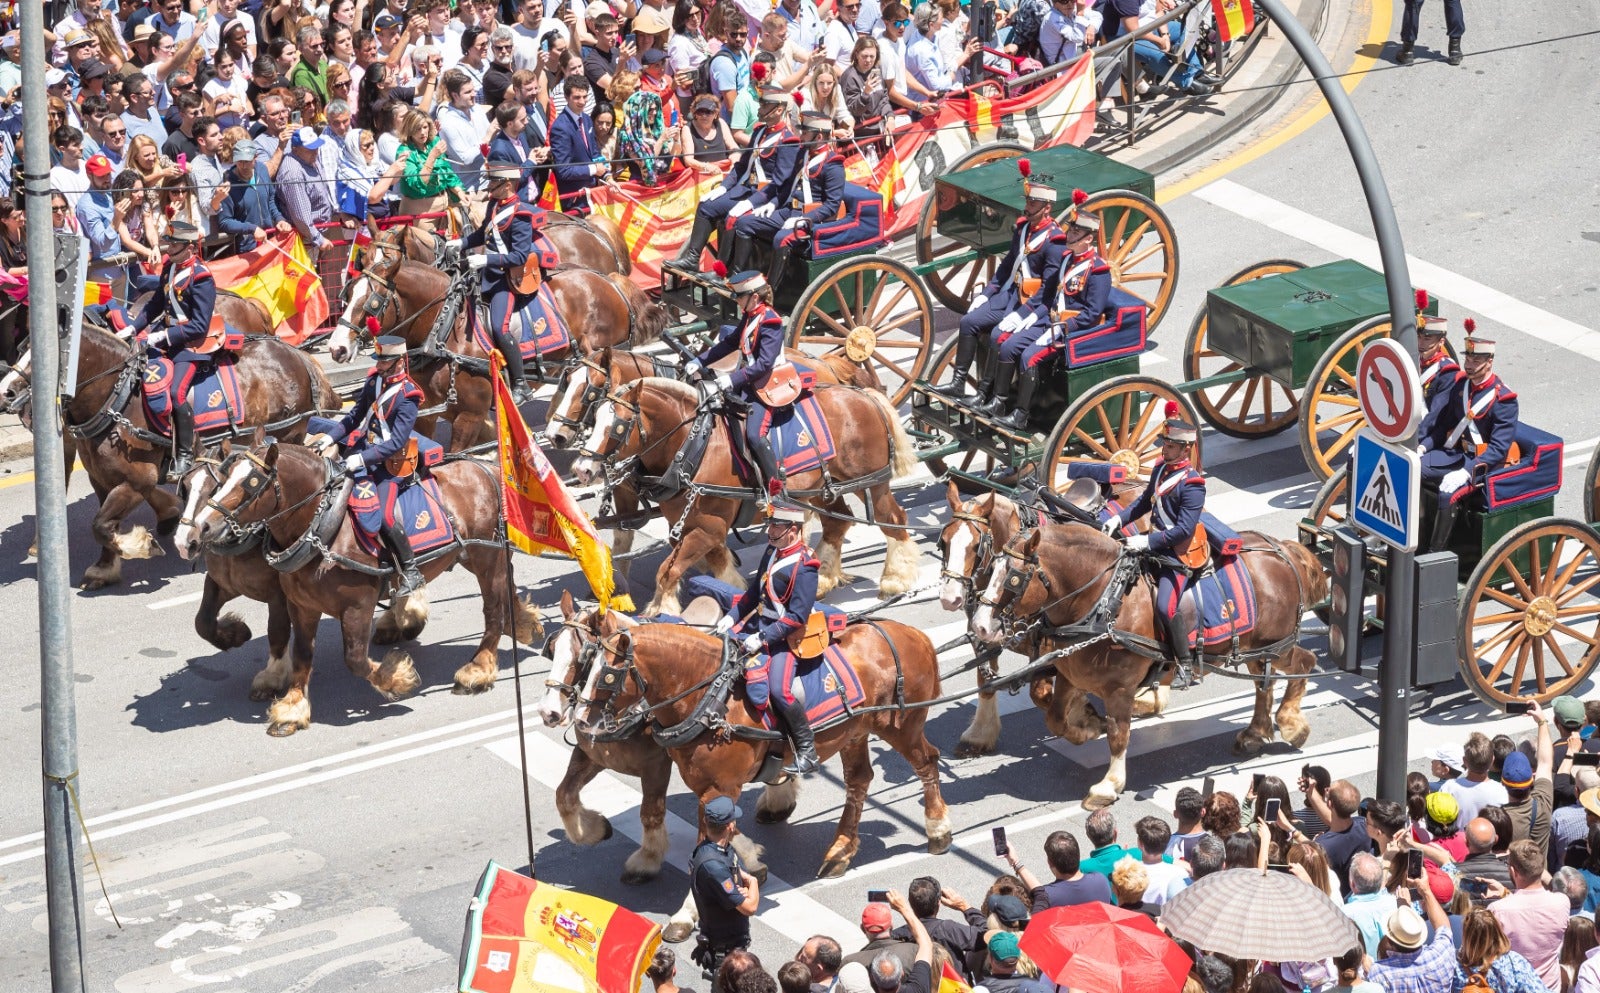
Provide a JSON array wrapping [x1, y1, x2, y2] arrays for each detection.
[[549, 107, 600, 210], [1420, 371, 1519, 475], [1056, 247, 1112, 335], [1420, 346, 1461, 411], [700, 303, 786, 397], [132, 258, 216, 352], [739, 125, 804, 210], [487, 130, 549, 205], [689, 838, 750, 944], [326, 368, 424, 469], [983, 216, 1067, 320], [464, 194, 536, 296], [732, 539, 821, 647], [1122, 458, 1206, 556], [788, 150, 846, 226]]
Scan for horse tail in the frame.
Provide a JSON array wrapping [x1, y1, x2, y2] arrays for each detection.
[[610, 273, 669, 345], [860, 387, 917, 480], [586, 214, 634, 275]]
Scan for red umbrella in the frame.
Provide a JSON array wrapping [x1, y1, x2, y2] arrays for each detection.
[[1019, 903, 1191, 993]]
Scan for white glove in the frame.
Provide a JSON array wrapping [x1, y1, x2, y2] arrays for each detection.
[[714, 614, 734, 636], [467, 254, 487, 271], [444, 238, 463, 250], [1441, 468, 1470, 494], [715, 371, 733, 391], [1102, 513, 1121, 536], [146, 330, 168, 348], [752, 203, 776, 219], [967, 293, 989, 314], [781, 216, 803, 230], [344, 453, 365, 473], [1125, 534, 1150, 552], [684, 359, 704, 378], [996, 312, 1024, 335], [1017, 312, 1038, 330], [728, 200, 754, 220], [742, 632, 761, 653]]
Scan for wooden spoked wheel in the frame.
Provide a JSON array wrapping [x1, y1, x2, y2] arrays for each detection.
[[1298, 316, 1391, 482], [1306, 465, 1350, 533], [788, 256, 934, 407], [1042, 375, 1202, 492], [1077, 190, 1180, 335], [914, 141, 1030, 313], [1585, 446, 1600, 526], [1184, 259, 1307, 438], [920, 337, 1000, 481], [1458, 519, 1600, 706]]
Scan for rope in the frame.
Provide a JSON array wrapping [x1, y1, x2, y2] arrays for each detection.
[[43, 769, 121, 930]]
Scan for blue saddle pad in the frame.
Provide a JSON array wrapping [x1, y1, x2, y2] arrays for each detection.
[[141, 356, 243, 436], [1186, 557, 1258, 649], [473, 282, 571, 361], [350, 476, 455, 557], [761, 644, 866, 729], [766, 393, 835, 475]]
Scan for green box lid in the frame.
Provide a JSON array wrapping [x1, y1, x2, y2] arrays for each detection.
[[934, 145, 1156, 213]]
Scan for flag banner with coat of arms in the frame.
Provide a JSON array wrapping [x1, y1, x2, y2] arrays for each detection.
[[490, 352, 632, 613], [1211, 0, 1255, 42], [458, 861, 661, 993], [202, 232, 329, 345]]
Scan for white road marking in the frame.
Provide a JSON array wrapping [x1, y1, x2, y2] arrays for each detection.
[[1194, 179, 1600, 364], [147, 591, 205, 610]]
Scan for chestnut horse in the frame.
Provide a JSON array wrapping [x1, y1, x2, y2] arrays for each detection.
[[329, 251, 667, 452], [575, 619, 950, 877], [176, 441, 542, 735], [0, 324, 336, 589], [571, 377, 922, 614], [967, 520, 1326, 808]]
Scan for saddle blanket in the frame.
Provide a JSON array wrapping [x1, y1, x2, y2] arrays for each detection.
[[725, 391, 836, 480], [759, 644, 867, 730], [472, 282, 571, 361], [350, 475, 456, 558], [1182, 556, 1257, 649], [142, 356, 243, 436]]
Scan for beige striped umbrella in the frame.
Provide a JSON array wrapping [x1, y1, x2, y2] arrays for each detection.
[[1162, 869, 1361, 962]]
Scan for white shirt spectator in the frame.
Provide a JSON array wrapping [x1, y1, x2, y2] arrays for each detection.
[[1141, 860, 1189, 906], [906, 32, 956, 92], [823, 17, 859, 70], [50, 163, 90, 210], [1442, 776, 1509, 830], [188, 152, 225, 235], [1039, 3, 1098, 63], [200, 11, 256, 58], [435, 101, 488, 189], [774, 0, 825, 53], [510, 17, 566, 72], [148, 9, 198, 41]]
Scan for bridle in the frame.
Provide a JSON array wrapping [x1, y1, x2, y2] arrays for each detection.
[[979, 534, 1043, 620], [548, 356, 608, 438], [542, 617, 607, 720], [576, 385, 642, 465], [574, 629, 655, 736], [939, 508, 996, 609], [182, 448, 286, 539]]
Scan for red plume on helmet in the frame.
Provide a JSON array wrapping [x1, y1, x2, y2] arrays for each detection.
[[1415, 288, 1429, 311], [1017, 157, 1031, 178], [1164, 401, 1180, 418], [1072, 188, 1089, 206], [364, 316, 382, 337], [792, 91, 803, 105], [750, 60, 768, 81], [711, 259, 728, 278], [1463, 317, 1477, 334]]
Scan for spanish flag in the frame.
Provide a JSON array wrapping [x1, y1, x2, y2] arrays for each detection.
[[489, 352, 632, 614], [82, 280, 113, 306], [202, 232, 329, 346], [458, 862, 661, 993], [939, 960, 973, 993], [1211, 0, 1255, 42]]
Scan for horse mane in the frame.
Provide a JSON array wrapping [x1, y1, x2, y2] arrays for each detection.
[[633, 621, 721, 662], [638, 376, 698, 405]]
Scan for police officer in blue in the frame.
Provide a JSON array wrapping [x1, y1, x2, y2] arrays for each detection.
[[714, 502, 823, 776], [1102, 412, 1209, 670], [304, 335, 428, 596], [1416, 290, 1459, 412], [129, 221, 215, 477], [933, 161, 1067, 426], [684, 269, 801, 502], [731, 111, 845, 284], [451, 161, 539, 406], [667, 87, 802, 275], [688, 795, 759, 978], [1418, 329, 1518, 553]]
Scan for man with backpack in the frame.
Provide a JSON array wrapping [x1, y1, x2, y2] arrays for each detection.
[[708, 19, 751, 120]]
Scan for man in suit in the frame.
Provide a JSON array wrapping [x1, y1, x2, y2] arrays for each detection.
[[1418, 330, 1518, 553], [548, 74, 608, 215]]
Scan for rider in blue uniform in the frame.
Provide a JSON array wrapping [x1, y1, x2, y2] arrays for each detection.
[[452, 161, 540, 406], [305, 335, 428, 596], [1103, 413, 1208, 670], [714, 502, 822, 776], [933, 161, 1066, 427], [730, 111, 845, 285], [128, 221, 214, 477], [684, 269, 800, 502], [1416, 290, 1459, 412], [667, 87, 802, 276], [1418, 330, 1518, 553]]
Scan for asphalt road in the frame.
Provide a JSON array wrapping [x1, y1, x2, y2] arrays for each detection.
[[4, 3, 1600, 990]]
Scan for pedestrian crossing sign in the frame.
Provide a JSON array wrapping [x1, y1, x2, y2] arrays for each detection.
[[1351, 429, 1420, 550]]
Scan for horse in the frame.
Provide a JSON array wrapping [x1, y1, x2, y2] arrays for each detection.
[[571, 377, 923, 615], [174, 439, 543, 735], [357, 213, 632, 277], [0, 324, 336, 589], [574, 617, 950, 878], [328, 249, 668, 452], [966, 518, 1326, 808]]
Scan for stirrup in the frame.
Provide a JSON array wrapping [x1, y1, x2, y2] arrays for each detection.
[[783, 752, 820, 776], [393, 567, 425, 598]]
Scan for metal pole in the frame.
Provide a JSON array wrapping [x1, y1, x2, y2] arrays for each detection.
[[20, 1, 87, 988], [1254, 0, 1415, 803]]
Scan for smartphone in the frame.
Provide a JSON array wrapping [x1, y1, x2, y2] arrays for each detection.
[[1266, 862, 1292, 873], [1263, 797, 1281, 822], [1506, 701, 1534, 715], [867, 890, 889, 903], [1574, 752, 1600, 766], [992, 826, 1008, 857], [1251, 772, 1264, 796], [1462, 878, 1489, 898], [1202, 776, 1215, 800], [1407, 850, 1424, 879], [290, 110, 302, 124]]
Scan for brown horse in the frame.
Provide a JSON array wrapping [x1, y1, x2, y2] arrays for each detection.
[[571, 377, 922, 614], [575, 618, 950, 877], [0, 324, 336, 589], [328, 250, 667, 452], [966, 519, 1326, 808], [177, 440, 542, 734]]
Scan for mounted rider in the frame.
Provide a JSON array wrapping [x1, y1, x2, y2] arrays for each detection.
[[1418, 327, 1518, 553], [714, 502, 823, 777], [128, 221, 214, 477], [304, 335, 427, 596], [448, 161, 552, 407], [684, 268, 800, 502], [666, 85, 803, 276], [730, 111, 846, 287], [933, 159, 1067, 430], [1102, 411, 1207, 673], [1415, 289, 1459, 411]]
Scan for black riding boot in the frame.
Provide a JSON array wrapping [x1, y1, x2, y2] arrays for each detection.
[[973, 347, 1005, 412], [381, 520, 426, 596], [169, 402, 196, 478], [998, 366, 1039, 431], [766, 243, 794, 290], [729, 233, 755, 274], [772, 693, 821, 775], [1428, 498, 1460, 554], [1160, 607, 1193, 669], [747, 432, 784, 503], [978, 364, 1016, 417], [669, 213, 715, 271], [496, 336, 536, 406], [933, 334, 977, 401]]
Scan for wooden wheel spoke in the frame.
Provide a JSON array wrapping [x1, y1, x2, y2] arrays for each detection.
[[1555, 572, 1600, 607], [1551, 621, 1599, 647], [1120, 271, 1169, 282], [1108, 209, 1131, 253], [1119, 241, 1163, 271], [1216, 379, 1246, 409], [1240, 377, 1261, 415], [1318, 410, 1366, 434], [1070, 426, 1115, 459], [872, 334, 925, 347], [865, 271, 890, 315], [1474, 610, 1527, 627], [1095, 404, 1117, 445], [1548, 541, 1593, 594], [873, 353, 916, 384], [1544, 634, 1577, 675], [1476, 620, 1524, 659], [1481, 585, 1532, 614], [805, 311, 851, 338], [1533, 637, 1548, 694], [874, 281, 911, 319], [1510, 636, 1533, 693], [1331, 365, 1358, 390], [1504, 562, 1537, 604]]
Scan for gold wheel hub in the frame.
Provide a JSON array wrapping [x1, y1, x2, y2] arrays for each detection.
[[844, 326, 876, 363], [1524, 595, 1558, 638], [1110, 449, 1143, 476]]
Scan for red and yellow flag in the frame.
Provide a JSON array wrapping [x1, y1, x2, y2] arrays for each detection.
[[939, 960, 973, 993], [1211, 0, 1255, 42], [458, 862, 661, 993], [490, 352, 632, 613], [203, 232, 329, 345]]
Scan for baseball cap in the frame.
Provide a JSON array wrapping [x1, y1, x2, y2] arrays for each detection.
[[374, 11, 402, 28], [585, 0, 612, 20], [836, 963, 873, 993], [632, 5, 670, 32], [641, 47, 667, 65], [704, 795, 742, 825], [988, 894, 1030, 928], [45, 67, 69, 87], [1431, 743, 1464, 773], [1501, 751, 1534, 789], [1554, 695, 1585, 730], [232, 137, 259, 160], [860, 904, 892, 934], [1424, 791, 1459, 827], [987, 931, 1021, 963], [1383, 905, 1426, 952], [291, 125, 325, 150], [85, 154, 113, 176], [79, 59, 109, 80]]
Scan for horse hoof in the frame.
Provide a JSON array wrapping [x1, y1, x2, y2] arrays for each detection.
[[661, 922, 694, 945], [1082, 789, 1119, 811], [1232, 732, 1266, 757], [747, 863, 769, 885], [451, 679, 495, 696], [249, 686, 276, 702], [755, 805, 795, 824], [267, 721, 302, 737], [1278, 721, 1311, 749], [954, 738, 995, 758], [817, 858, 851, 879], [620, 866, 659, 886], [156, 515, 180, 538]]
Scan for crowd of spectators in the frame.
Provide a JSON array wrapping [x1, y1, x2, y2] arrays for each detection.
[[671, 696, 1600, 993]]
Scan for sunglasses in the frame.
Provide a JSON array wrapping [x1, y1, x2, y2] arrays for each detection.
[[52, 204, 69, 212], [893, 17, 910, 26], [103, 127, 126, 136]]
